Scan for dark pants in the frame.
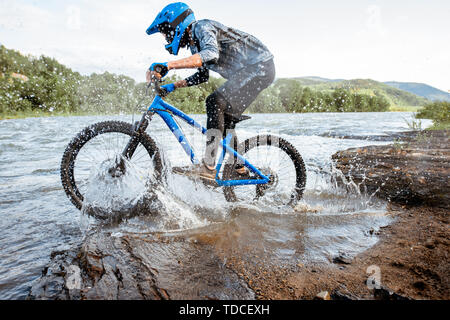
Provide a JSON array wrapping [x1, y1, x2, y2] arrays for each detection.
[[204, 59, 276, 167]]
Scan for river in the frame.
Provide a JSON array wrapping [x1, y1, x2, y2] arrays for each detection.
[[0, 112, 431, 299]]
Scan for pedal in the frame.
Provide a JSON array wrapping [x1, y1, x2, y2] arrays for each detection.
[[171, 167, 219, 188]]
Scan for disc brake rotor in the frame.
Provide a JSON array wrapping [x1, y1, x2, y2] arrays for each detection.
[[255, 168, 278, 199]]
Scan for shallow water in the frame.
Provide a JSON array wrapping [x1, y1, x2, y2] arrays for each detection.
[[0, 112, 431, 299]]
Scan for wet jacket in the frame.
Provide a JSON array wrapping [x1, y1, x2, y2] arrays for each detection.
[[185, 19, 273, 85]]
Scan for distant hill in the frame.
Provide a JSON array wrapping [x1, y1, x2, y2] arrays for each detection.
[[384, 81, 450, 102], [292, 77, 429, 107], [293, 76, 345, 84]]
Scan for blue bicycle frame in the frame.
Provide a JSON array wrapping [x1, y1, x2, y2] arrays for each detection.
[[146, 95, 270, 187]]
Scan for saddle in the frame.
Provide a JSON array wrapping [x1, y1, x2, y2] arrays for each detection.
[[224, 112, 252, 124]]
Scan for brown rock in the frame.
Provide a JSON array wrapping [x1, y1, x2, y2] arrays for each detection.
[[332, 130, 450, 208], [28, 231, 255, 300], [315, 291, 331, 300], [424, 239, 435, 249]]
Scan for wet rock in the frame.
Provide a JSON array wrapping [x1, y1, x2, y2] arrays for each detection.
[[28, 231, 255, 300], [330, 289, 359, 300], [332, 256, 352, 265], [332, 130, 450, 208], [332, 252, 352, 265], [412, 281, 427, 291], [320, 130, 422, 142], [28, 249, 80, 300], [365, 228, 381, 236], [314, 291, 331, 300], [373, 286, 412, 300], [424, 239, 435, 249]]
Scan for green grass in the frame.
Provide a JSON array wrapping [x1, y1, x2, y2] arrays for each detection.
[[389, 105, 423, 112], [427, 122, 450, 130], [0, 110, 103, 120], [1, 107, 428, 121]]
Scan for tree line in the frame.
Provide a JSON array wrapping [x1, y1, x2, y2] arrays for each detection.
[[247, 79, 390, 113], [1, 45, 391, 118]]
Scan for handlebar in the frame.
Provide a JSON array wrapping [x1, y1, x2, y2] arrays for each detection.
[[133, 75, 163, 115], [146, 75, 163, 96]]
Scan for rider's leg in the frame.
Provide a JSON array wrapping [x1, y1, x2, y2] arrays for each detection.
[[202, 59, 275, 173], [223, 113, 246, 171], [223, 113, 238, 150], [218, 60, 276, 175], [217, 59, 275, 115], [204, 91, 229, 169], [171, 92, 227, 181]]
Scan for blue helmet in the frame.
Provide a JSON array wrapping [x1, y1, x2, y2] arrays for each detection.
[[146, 2, 196, 56]]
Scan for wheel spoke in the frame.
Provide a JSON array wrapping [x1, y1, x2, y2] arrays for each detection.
[[61, 121, 161, 211], [223, 135, 305, 206]]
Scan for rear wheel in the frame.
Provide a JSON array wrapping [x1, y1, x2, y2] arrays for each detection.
[[60, 121, 162, 211], [222, 135, 306, 206]]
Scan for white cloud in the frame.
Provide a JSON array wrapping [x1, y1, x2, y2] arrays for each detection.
[[0, 0, 55, 31]]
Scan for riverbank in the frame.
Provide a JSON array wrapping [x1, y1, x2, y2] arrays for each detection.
[[388, 105, 422, 112], [223, 203, 449, 300], [333, 130, 449, 207], [27, 205, 449, 300], [27, 129, 449, 300], [0, 110, 101, 120], [1, 108, 426, 121]]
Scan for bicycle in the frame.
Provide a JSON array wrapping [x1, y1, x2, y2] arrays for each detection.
[[60, 79, 307, 217]]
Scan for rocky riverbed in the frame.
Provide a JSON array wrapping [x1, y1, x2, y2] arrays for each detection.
[[28, 130, 449, 300], [332, 130, 449, 208]]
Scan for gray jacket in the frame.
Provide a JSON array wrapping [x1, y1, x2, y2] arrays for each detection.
[[187, 19, 273, 81]]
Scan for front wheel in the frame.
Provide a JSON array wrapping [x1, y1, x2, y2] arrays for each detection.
[[222, 135, 306, 206], [60, 121, 162, 211]]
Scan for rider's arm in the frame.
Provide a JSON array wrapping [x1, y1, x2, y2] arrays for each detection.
[[167, 53, 202, 70], [185, 67, 209, 86], [148, 53, 204, 86], [169, 67, 209, 89], [193, 21, 220, 65], [168, 23, 219, 88]]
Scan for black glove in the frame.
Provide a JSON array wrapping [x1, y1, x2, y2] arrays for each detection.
[[149, 62, 169, 78], [159, 83, 176, 97]]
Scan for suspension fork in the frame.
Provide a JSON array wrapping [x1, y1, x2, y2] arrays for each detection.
[[122, 111, 154, 159]]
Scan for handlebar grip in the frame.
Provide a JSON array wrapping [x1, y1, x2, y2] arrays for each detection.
[[150, 63, 169, 78], [154, 66, 163, 74], [147, 76, 162, 96]]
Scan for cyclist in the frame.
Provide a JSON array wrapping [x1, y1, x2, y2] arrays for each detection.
[[146, 2, 275, 180]]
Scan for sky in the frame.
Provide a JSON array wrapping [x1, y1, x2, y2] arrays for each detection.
[[0, 0, 449, 91]]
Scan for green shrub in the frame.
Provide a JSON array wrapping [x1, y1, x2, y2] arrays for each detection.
[[416, 101, 450, 128], [1, 45, 392, 118], [416, 100, 450, 122]]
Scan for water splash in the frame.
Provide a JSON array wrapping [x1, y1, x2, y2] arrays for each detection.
[[79, 147, 214, 232], [81, 154, 154, 223]]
